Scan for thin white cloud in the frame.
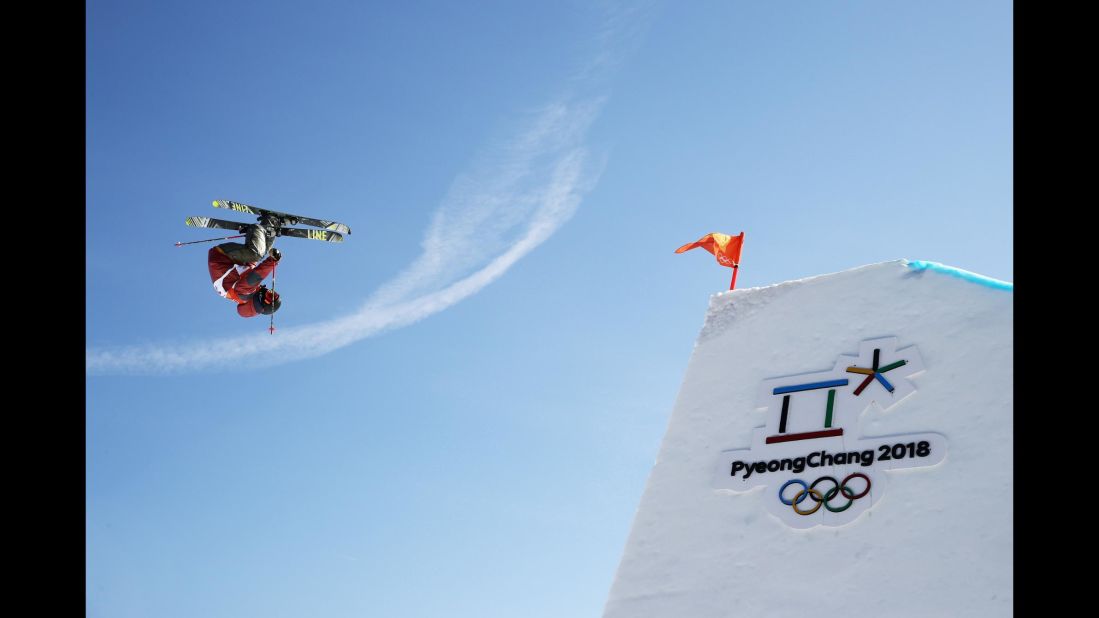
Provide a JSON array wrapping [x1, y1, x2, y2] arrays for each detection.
[[87, 98, 605, 375]]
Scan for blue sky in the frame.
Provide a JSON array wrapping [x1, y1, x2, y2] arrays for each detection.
[[86, 1, 1011, 616]]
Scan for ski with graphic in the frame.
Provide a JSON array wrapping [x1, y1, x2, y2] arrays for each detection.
[[212, 199, 351, 235], [185, 216, 345, 242]]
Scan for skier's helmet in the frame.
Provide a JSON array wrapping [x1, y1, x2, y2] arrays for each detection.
[[254, 287, 282, 315]]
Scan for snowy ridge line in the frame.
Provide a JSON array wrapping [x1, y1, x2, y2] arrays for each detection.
[[708, 260, 1011, 302], [904, 260, 1013, 291]]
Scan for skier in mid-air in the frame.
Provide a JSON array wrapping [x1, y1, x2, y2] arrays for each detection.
[[207, 213, 284, 317], [186, 199, 351, 320]]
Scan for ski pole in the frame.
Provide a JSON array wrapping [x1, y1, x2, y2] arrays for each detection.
[[175, 234, 244, 247], [268, 260, 277, 335]]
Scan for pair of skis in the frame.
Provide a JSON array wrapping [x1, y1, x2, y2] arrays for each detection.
[[183, 199, 351, 243]]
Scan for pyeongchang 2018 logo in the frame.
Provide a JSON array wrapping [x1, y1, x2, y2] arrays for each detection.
[[713, 337, 946, 529]]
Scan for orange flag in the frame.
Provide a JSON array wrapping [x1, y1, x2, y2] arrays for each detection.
[[675, 232, 744, 267], [675, 232, 746, 289]]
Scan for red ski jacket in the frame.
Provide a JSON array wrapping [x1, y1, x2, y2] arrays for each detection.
[[208, 246, 278, 318]]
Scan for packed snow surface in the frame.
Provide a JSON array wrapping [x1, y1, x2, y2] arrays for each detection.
[[603, 260, 1012, 617]]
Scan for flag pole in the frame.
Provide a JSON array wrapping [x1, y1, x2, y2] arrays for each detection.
[[729, 231, 745, 290]]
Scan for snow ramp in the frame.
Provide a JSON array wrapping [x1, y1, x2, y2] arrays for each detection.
[[604, 259, 1012, 617]]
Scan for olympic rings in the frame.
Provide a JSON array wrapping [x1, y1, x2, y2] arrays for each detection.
[[777, 473, 872, 515]]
